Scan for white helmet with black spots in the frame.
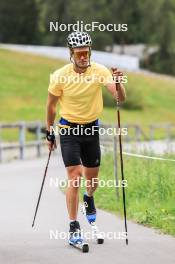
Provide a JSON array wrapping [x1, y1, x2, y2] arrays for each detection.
[[67, 32, 92, 48]]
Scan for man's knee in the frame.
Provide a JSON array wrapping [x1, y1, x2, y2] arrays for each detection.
[[67, 166, 82, 188]]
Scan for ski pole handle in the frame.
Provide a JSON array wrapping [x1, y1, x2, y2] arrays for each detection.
[[111, 68, 121, 109]]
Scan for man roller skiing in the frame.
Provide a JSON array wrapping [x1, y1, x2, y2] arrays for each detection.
[[46, 32, 126, 249]]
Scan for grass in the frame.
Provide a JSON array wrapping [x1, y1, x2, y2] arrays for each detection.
[[80, 152, 175, 236], [0, 48, 65, 122], [1, 47, 172, 234], [0, 48, 175, 141], [61, 151, 175, 236], [102, 72, 175, 139]]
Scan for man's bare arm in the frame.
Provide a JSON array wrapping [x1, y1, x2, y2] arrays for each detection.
[[46, 92, 59, 131], [106, 81, 126, 103]]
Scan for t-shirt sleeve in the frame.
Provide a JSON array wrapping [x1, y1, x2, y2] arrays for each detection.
[[98, 65, 114, 86], [48, 70, 63, 96]]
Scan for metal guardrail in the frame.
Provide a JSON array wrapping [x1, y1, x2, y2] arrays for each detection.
[[100, 123, 175, 144], [149, 123, 175, 142], [0, 121, 174, 162], [0, 121, 44, 162]]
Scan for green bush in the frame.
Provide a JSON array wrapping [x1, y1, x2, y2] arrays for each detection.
[[122, 86, 144, 110], [141, 52, 175, 76], [103, 84, 144, 110]]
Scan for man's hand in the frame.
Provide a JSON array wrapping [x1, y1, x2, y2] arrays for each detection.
[[111, 68, 124, 84], [105, 68, 126, 103], [46, 130, 57, 151], [46, 92, 59, 151]]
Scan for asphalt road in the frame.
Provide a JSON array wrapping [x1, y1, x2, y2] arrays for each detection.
[[0, 151, 175, 264]]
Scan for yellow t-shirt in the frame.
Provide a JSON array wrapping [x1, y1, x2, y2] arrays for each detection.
[[48, 62, 113, 124]]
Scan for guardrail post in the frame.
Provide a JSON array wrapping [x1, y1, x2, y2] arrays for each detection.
[[166, 124, 171, 141], [166, 124, 171, 152], [150, 125, 154, 142], [135, 125, 141, 141], [19, 122, 26, 160]]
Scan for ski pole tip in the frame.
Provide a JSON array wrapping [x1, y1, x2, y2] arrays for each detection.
[[126, 238, 128, 245]]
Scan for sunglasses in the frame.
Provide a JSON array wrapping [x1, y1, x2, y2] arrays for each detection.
[[73, 51, 89, 59]]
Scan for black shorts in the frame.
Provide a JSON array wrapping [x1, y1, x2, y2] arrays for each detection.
[[59, 126, 101, 168]]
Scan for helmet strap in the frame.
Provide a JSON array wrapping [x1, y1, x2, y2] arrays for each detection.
[[88, 47, 91, 66]]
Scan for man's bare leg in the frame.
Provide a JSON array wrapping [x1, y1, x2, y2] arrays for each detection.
[[83, 166, 99, 196], [66, 165, 82, 220]]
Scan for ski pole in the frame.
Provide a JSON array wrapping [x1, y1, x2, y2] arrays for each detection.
[[32, 144, 53, 227], [111, 68, 128, 245]]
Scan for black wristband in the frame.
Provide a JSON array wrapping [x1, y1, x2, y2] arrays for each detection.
[[46, 130, 55, 143]]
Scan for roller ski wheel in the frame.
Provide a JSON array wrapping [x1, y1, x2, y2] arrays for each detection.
[[68, 220, 89, 253], [69, 240, 89, 253]]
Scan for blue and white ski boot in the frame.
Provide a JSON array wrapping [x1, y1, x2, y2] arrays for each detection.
[[68, 220, 89, 253], [82, 194, 104, 244]]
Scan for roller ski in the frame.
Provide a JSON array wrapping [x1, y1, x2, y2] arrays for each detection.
[[82, 193, 104, 244], [68, 220, 89, 253]]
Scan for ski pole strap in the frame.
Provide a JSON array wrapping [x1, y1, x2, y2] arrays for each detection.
[[46, 130, 55, 143]]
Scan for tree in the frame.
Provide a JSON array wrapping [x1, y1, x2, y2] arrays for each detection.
[[141, 0, 175, 75], [0, 0, 39, 44]]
